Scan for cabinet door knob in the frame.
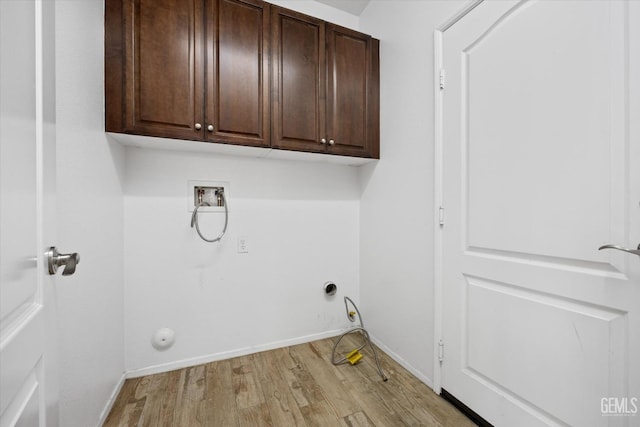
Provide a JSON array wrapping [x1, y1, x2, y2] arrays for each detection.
[[320, 138, 327, 144], [329, 139, 335, 145], [195, 123, 202, 130], [207, 124, 214, 132]]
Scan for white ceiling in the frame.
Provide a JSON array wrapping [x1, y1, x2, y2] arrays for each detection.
[[314, 0, 371, 16]]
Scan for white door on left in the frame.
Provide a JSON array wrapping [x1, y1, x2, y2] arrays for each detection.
[[1, 1, 58, 426]]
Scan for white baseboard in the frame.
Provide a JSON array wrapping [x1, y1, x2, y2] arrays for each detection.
[[368, 334, 434, 389], [97, 372, 126, 426], [125, 329, 344, 379]]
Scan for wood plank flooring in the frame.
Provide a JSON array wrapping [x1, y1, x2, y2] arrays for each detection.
[[104, 335, 475, 426]]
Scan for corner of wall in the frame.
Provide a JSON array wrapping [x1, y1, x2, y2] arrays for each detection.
[[357, 0, 470, 386]]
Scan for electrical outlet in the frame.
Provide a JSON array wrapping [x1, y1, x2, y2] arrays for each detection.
[[238, 237, 249, 253]]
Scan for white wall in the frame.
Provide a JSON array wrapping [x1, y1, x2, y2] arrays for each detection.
[[358, 0, 466, 386], [121, 0, 364, 377], [123, 149, 360, 373], [269, 0, 359, 28], [55, 1, 125, 426]]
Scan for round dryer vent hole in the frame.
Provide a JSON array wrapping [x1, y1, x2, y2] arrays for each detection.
[[324, 281, 337, 296]]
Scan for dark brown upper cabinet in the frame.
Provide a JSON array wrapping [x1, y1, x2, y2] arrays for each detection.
[[326, 25, 379, 158], [106, 0, 379, 159], [270, 8, 325, 154], [105, 0, 203, 140], [271, 7, 379, 159], [207, 0, 269, 147], [105, 0, 270, 147]]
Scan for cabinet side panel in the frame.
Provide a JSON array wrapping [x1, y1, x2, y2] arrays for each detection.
[[105, 0, 124, 132], [368, 38, 380, 159]]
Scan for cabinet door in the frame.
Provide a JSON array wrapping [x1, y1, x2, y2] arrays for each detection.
[[207, 0, 270, 147], [326, 25, 379, 158], [271, 6, 326, 153], [119, 0, 205, 139]]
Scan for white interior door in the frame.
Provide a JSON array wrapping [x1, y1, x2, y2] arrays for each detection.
[[440, 1, 640, 426], [1, 1, 58, 426]]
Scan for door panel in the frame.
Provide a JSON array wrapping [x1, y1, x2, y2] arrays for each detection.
[[0, 0, 40, 419], [326, 25, 378, 158], [465, 0, 614, 263], [465, 275, 626, 424], [442, 1, 639, 426], [1, 0, 53, 425], [14, 377, 40, 427], [327, 27, 366, 154], [208, 0, 270, 147], [0, 311, 44, 419], [271, 6, 326, 153], [0, 0, 38, 327], [124, 0, 204, 139]]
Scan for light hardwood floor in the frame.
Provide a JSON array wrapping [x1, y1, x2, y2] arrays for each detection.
[[104, 335, 475, 426]]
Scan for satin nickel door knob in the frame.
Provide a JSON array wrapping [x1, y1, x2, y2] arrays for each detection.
[[46, 247, 80, 276], [598, 243, 640, 256], [207, 124, 214, 132], [195, 123, 202, 130], [329, 139, 335, 145], [320, 138, 327, 144]]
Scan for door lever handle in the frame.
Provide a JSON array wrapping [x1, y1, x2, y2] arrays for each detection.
[[598, 244, 640, 256], [46, 246, 80, 275]]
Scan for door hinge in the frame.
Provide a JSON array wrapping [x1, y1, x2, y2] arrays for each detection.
[[439, 69, 445, 89], [439, 206, 445, 226], [438, 339, 444, 364]]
